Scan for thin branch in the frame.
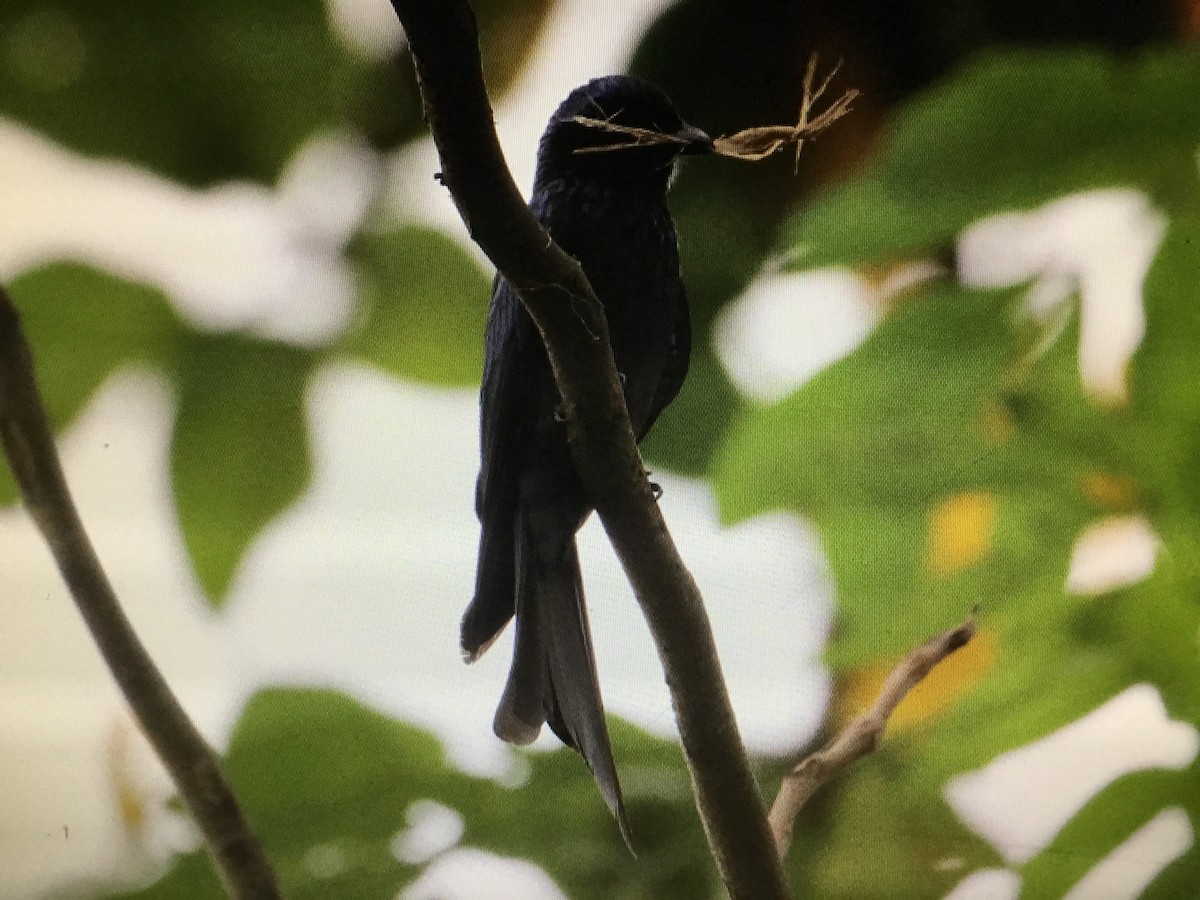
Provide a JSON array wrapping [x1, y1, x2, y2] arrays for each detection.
[[0, 288, 281, 900], [768, 611, 979, 857], [387, 1, 789, 897]]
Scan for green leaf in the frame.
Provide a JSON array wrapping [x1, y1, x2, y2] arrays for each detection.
[[343, 226, 492, 387], [1058, 526, 1200, 895], [467, 717, 715, 900], [111, 689, 453, 900], [110, 688, 718, 900], [716, 284, 1018, 520], [0, 0, 564, 181], [641, 345, 744, 477], [7, 263, 182, 426], [170, 334, 313, 603], [788, 48, 1200, 269], [0, 0, 381, 185], [788, 174, 965, 273], [1129, 217, 1200, 512], [920, 634, 1130, 791], [780, 750, 1001, 898], [1021, 769, 1196, 898], [1142, 812, 1200, 900], [1082, 520, 1200, 723], [713, 282, 1113, 662], [1, 263, 182, 504]]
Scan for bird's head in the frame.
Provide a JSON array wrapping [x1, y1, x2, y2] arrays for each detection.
[[534, 75, 712, 195]]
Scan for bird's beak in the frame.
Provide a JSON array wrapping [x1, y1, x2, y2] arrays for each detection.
[[675, 123, 714, 155]]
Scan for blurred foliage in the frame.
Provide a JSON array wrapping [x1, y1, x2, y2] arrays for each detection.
[[632, 0, 1178, 474], [0, 0, 371, 185], [170, 334, 316, 602], [715, 45, 1200, 900], [343, 226, 492, 385], [109, 688, 719, 900], [97, 688, 1002, 899], [0, 265, 183, 507], [4, 265, 321, 605], [0, 0, 566, 603], [783, 752, 1002, 897], [0, 0, 553, 185], [789, 49, 1200, 269], [4, 224, 496, 606], [1131, 216, 1200, 505], [716, 284, 1108, 663]]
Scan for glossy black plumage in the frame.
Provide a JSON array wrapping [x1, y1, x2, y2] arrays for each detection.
[[461, 76, 709, 842]]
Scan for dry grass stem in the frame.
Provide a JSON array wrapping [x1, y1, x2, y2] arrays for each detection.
[[570, 115, 695, 153], [571, 54, 859, 166]]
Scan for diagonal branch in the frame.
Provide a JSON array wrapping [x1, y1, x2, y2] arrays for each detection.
[[769, 611, 978, 857], [387, 1, 789, 897], [0, 287, 281, 900]]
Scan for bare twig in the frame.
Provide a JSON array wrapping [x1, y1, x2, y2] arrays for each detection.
[[0, 288, 281, 900], [769, 611, 979, 857], [571, 54, 859, 166], [387, 1, 789, 897]]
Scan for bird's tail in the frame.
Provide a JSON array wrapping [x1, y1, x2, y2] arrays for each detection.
[[493, 506, 632, 847]]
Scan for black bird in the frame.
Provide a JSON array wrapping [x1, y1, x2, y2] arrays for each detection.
[[461, 76, 710, 842]]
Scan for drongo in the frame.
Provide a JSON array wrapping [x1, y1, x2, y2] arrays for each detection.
[[462, 75, 710, 842]]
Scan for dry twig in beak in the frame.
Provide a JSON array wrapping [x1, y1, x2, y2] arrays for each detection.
[[570, 116, 694, 153], [713, 56, 859, 168], [570, 54, 859, 168]]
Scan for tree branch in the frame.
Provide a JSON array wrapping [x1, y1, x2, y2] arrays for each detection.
[[768, 612, 978, 857], [0, 287, 281, 900], [387, 1, 789, 896]]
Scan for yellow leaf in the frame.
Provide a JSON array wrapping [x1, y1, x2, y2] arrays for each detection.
[[927, 491, 997, 577], [1080, 471, 1137, 510]]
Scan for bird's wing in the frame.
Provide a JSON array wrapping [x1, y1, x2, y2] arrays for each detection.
[[476, 276, 524, 511], [638, 279, 691, 441], [462, 277, 531, 658]]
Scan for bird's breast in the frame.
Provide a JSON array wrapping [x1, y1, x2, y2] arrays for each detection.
[[536, 180, 681, 428]]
